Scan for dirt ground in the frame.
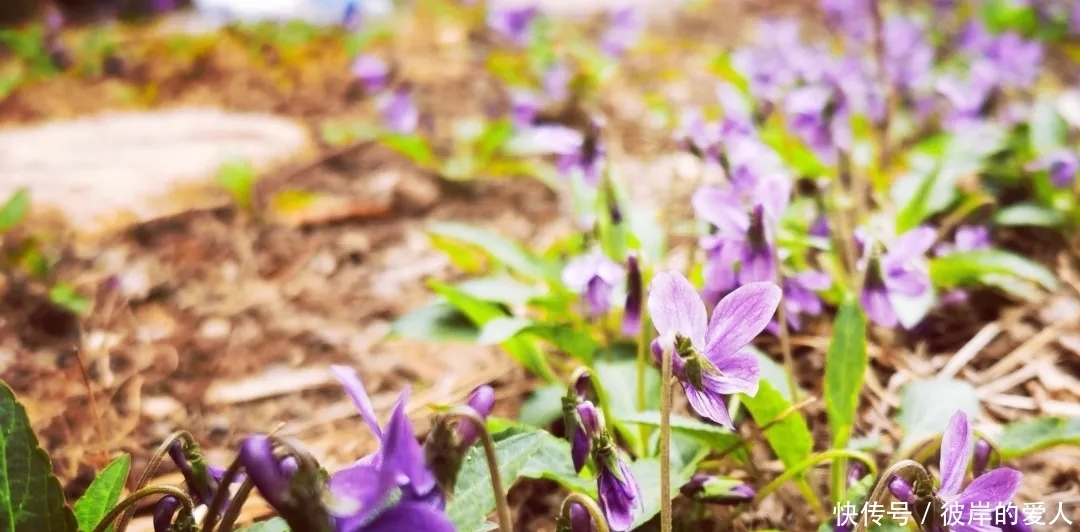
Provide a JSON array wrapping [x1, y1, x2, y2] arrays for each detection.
[[2, 1, 1080, 531]]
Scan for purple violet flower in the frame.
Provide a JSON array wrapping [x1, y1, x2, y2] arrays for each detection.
[[884, 16, 934, 94], [1026, 149, 1079, 188], [647, 272, 781, 429], [986, 32, 1043, 89], [888, 411, 1023, 532], [599, 7, 643, 58], [573, 400, 601, 473], [329, 366, 443, 511], [543, 62, 572, 103], [676, 108, 722, 163], [377, 87, 419, 134], [562, 249, 625, 318], [767, 270, 831, 334], [351, 54, 389, 93], [784, 83, 851, 164], [558, 120, 607, 188], [509, 89, 540, 130], [936, 61, 999, 129], [487, 6, 538, 48], [859, 226, 936, 328], [820, 0, 874, 43], [693, 174, 792, 285], [935, 226, 991, 257]]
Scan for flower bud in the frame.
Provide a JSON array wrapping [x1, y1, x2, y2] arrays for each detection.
[[153, 496, 180, 532], [622, 254, 642, 337], [457, 385, 495, 448], [679, 474, 755, 505], [888, 476, 916, 506], [972, 439, 992, 478], [238, 436, 293, 511]]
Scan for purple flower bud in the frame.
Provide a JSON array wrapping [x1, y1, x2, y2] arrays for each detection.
[[487, 6, 538, 48], [680, 474, 755, 505], [596, 448, 641, 531], [576, 401, 602, 438], [153, 496, 180, 532], [846, 461, 868, 487], [351, 55, 389, 93], [573, 370, 592, 400], [456, 385, 495, 448], [1027, 149, 1078, 188], [888, 476, 916, 506], [238, 436, 292, 511], [510, 89, 540, 130], [569, 502, 595, 531], [973, 439, 992, 478], [167, 441, 216, 505], [622, 254, 642, 337]]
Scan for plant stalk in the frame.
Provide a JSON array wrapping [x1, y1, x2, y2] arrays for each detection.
[[448, 406, 514, 532], [115, 431, 197, 532], [752, 449, 878, 507], [658, 344, 674, 532], [636, 306, 650, 448], [559, 493, 611, 532], [771, 245, 799, 403], [97, 485, 193, 532]]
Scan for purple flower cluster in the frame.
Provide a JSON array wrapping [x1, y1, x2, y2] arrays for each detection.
[[235, 366, 496, 532], [889, 411, 1024, 532], [562, 372, 641, 530]]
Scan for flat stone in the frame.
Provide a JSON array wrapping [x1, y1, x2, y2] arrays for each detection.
[[0, 108, 311, 234]]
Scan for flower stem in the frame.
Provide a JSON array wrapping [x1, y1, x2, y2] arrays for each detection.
[[851, 460, 930, 532], [97, 485, 193, 532], [752, 449, 878, 508], [216, 478, 256, 532], [559, 493, 611, 532], [202, 455, 246, 532], [635, 305, 650, 449], [771, 245, 799, 403], [114, 430, 197, 532], [659, 344, 674, 532], [448, 406, 514, 532]]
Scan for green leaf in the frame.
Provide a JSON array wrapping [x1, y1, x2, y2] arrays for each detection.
[[214, 159, 258, 211], [379, 133, 436, 167], [518, 383, 565, 428], [48, 284, 91, 317], [446, 431, 546, 532], [930, 249, 1058, 292], [428, 222, 554, 281], [237, 517, 291, 532], [477, 317, 534, 345], [73, 455, 130, 532], [0, 188, 30, 232], [1029, 98, 1068, 155], [429, 281, 557, 381], [514, 430, 592, 493], [993, 203, 1065, 228], [742, 380, 813, 469], [895, 378, 980, 457], [593, 354, 661, 454], [620, 412, 744, 459], [893, 125, 1007, 232], [454, 276, 543, 306], [824, 299, 868, 449], [628, 454, 706, 529], [475, 119, 515, 165], [995, 417, 1080, 459], [0, 379, 79, 532], [387, 301, 479, 343]]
